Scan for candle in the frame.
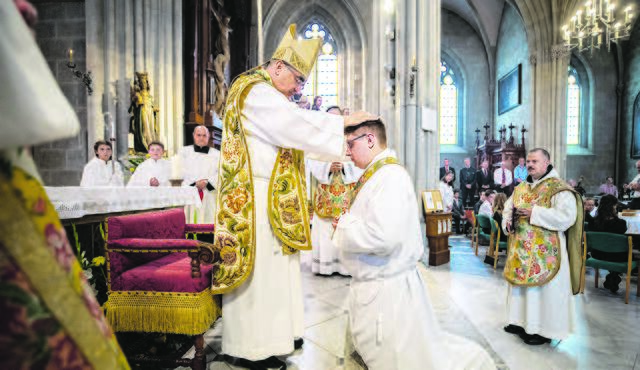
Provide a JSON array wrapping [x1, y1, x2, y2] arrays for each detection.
[[68, 48, 73, 63]]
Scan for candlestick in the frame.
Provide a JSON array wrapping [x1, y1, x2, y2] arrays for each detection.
[[68, 49, 73, 63]]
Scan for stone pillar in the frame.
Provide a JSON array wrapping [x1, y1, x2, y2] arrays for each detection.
[[528, 44, 570, 177]]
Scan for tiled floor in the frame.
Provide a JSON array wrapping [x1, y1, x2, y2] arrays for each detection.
[[178, 236, 640, 369]]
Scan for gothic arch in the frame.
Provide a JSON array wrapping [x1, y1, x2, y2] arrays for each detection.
[[263, 0, 367, 109]]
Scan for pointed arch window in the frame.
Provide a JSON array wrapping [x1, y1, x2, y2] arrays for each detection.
[[439, 61, 458, 145], [301, 23, 339, 111], [566, 66, 581, 146]]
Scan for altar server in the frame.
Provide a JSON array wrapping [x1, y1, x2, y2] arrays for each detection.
[[127, 141, 170, 187], [80, 140, 124, 187]]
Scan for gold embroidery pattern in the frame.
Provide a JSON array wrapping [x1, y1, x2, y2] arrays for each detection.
[[349, 157, 400, 209], [314, 173, 354, 219]]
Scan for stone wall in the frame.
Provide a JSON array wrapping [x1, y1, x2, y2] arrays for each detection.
[[495, 4, 530, 142], [439, 9, 491, 184], [620, 21, 640, 187], [32, 3, 87, 186]]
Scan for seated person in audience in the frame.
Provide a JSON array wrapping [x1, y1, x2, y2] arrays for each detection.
[[624, 160, 640, 209], [583, 197, 596, 227], [451, 189, 467, 234], [127, 141, 170, 187], [439, 171, 454, 212], [80, 140, 124, 187], [599, 176, 618, 198], [587, 194, 628, 292], [493, 166, 513, 196], [478, 190, 495, 234], [474, 191, 486, 215], [513, 157, 527, 185], [492, 193, 508, 242]]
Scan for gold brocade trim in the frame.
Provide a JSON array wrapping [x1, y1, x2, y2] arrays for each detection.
[[349, 157, 400, 209], [268, 148, 312, 254], [0, 168, 130, 370], [105, 290, 220, 335], [314, 173, 353, 219]]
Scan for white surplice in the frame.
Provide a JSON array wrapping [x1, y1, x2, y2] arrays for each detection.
[[502, 169, 577, 340], [127, 158, 171, 187], [307, 159, 363, 275], [178, 145, 220, 223], [80, 157, 124, 187], [221, 82, 344, 361], [334, 149, 495, 370], [439, 180, 453, 212]]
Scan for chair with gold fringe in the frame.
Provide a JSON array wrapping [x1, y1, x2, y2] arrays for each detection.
[[104, 208, 220, 370]]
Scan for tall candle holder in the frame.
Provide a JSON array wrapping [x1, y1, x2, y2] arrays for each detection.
[[66, 49, 93, 95]]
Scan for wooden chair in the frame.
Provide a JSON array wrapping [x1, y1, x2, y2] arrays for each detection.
[[475, 214, 492, 256], [583, 231, 639, 304], [468, 211, 478, 253], [490, 219, 508, 269]]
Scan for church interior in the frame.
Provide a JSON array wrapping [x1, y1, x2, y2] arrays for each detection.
[[3, 0, 640, 369]]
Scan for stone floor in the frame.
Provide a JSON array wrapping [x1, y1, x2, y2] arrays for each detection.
[[178, 236, 640, 370]]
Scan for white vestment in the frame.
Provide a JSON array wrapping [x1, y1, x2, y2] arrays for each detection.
[[307, 159, 363, 275], [80, 157, 124, 187], [439, 181, 453, 212], [502, 169, 577, 339], [222, 82, 344, 360], [178, 145, 220, 223], [127, 158, 170, 187], [334, 149, 495, 370]]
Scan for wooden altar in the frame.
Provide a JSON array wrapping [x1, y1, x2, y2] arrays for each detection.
[[474, 123, 527, 174], [425, 212, 453, 266]]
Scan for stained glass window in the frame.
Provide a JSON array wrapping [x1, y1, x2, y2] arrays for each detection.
[[567, 66, 581, 146], [301, 23, 338, 111], [439, 61, 458, 145]]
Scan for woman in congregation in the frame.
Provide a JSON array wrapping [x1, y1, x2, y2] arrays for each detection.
[[598, 176, 619, 198], [587, 194, 628, 292], [80, 140, 124, 187], [492, 193, 508, 242], [439, 170, 454, 212]]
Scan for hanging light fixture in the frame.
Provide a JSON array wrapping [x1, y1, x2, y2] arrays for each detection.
[[562, 0, 634, 54]]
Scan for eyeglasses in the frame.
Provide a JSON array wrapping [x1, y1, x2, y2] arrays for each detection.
[[285, 64, 306, 87], [346, 133, 368, 149]]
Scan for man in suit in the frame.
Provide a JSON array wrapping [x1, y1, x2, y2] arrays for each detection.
[[459, 157, 476, 207], [476, 160, 492, 194], [452, 189, 467, 234], [439, 158, 456, 186]]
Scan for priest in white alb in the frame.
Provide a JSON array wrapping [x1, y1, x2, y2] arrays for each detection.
[[308, 105, 363, 276], [502, 148, 583, 345], [212, 25, 377, 368], [178, 126, 220, 223], [334, 119, 496, 370], [127, 141, 170, 187]]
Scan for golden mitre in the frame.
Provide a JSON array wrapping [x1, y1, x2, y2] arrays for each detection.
[[271, 24, 321, 79]]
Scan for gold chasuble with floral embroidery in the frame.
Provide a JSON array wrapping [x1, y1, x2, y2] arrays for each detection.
[[503, 177, 584, 294], [314, 174, 354, 219], [212, 68, 312, 294]]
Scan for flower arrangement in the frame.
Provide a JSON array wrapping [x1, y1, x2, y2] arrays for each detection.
[[71, 225, 108, 306]]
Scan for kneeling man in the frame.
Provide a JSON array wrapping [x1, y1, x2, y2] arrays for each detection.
[[333, 119, 495, 370]]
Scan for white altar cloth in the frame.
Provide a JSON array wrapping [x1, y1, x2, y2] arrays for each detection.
[[45, 186, 201, 219]]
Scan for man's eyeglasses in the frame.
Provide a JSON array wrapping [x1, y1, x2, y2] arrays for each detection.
[[346, 133, 368, 149], [285, 65, 306, 87]]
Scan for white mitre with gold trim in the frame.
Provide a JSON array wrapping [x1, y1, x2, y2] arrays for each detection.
[[271, 24, 321, 79]]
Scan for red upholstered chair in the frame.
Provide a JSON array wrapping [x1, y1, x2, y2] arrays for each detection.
[[104, 208, 219, 370]]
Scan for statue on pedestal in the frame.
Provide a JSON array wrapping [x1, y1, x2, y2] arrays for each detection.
[[128, 72, 159, 153]]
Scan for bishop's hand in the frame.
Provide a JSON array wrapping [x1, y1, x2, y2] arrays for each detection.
[[344, 111, 379, 128]]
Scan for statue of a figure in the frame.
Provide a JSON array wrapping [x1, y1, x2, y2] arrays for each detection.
[[128, 72, 159, 153]]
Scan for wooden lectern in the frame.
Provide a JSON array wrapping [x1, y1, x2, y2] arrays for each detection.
[[422, 190, 453, 266]]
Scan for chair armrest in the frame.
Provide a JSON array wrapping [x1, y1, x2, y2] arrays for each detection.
[[188, 242, 221, 278], [107, 238, 200, 252], [185, 224, 215, 234]]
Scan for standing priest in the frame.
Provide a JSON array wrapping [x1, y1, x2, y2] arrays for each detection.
[[213, 24, 376, 368], [502, 148, 583, 345]]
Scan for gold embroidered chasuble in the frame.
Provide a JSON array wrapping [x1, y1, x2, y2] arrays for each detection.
[[503, 176, 584, 294], [213, 68, 313, 294], [314, 173, 354, 219]]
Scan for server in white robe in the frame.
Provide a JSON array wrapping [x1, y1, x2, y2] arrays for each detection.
[[214, 25, 379, 368], [502, 148, 582, 345], [178, 126, 220, 223], [334, 120, 495, 370], [127, 141, 170, 187], [308, 159, 362, 275], [80, 140, 124, 187]]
